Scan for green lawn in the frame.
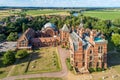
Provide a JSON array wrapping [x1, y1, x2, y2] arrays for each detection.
[[66, 58, 72, 71], [25, 9, 69, 16], [10, 47, 61, 76], [9, 55, 31, 76], [26, 47, 61, 74], [0, 54, 13, 79], [84, 11, 120, 20], [16, 77, 63, 80]]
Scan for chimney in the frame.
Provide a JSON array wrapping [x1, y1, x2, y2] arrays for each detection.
[[90, 31, 94, 43]]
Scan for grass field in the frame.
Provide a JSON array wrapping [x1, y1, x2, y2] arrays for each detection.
[[0, 54, 13, 79], [0, 10, 11, 19], [0, 9, 69, 19], [17, 77, 63, 80], [25, 9, 69, 16], [9, 47, 61, 76], [83, 10, 120, 20], [27, 47, 61, 74], [9, 55, 30, 76]]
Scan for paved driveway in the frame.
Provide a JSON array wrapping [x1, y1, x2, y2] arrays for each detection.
[[2, 46, 69, 80], [0, 42, 17, 52]]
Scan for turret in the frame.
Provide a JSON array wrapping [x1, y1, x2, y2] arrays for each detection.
[[60, 24, 69, 46]]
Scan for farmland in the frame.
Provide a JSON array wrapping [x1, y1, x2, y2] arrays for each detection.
[[83, 10, 120, 20], [0, 9, 69, 19], [25, 9, 70, 16], [1, 9, 120, 20]]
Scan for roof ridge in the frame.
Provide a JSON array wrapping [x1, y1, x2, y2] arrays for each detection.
[[61, 24, 69, 32]]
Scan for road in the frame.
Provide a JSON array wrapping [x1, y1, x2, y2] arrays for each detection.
[[2, 46, 69, 80]]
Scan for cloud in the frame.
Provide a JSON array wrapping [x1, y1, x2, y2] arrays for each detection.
[[0, 0, 120, 7]]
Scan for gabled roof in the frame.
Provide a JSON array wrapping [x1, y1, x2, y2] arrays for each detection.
[[17, 28, 35, 42], [61, 24, 69, 32]]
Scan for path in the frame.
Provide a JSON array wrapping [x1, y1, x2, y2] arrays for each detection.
[[2, 46, 68, 80], [7, 59, 19, 77]]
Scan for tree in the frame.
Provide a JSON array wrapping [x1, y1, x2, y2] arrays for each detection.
[[113, 18, 120, 27], [111, 33, 120, 46], [22, 23, 27, 32], [3, 50, 15, 65], [15, 50, 28, 59], [0, 34, 6, 42], [7, 32, 18, 41]]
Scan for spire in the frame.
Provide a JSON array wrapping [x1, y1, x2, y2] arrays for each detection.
[[79, 18, 84, 28], [61, 24, 69, 32]]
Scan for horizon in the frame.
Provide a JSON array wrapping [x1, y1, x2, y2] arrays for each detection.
[[0, 0, 120, 7]]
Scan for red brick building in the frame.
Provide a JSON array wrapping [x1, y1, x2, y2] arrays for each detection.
[[69, 22, 107, 73], [17, 28, 35, 49], [17, 22, 107, 74]]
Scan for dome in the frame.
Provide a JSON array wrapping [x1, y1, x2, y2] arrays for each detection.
[[44, 22, 56, 29]]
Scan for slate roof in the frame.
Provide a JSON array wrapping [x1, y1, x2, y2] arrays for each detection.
[[70, 31, 87, 51]]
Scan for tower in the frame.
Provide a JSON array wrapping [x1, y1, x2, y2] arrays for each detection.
[[60, 24, 69, 47]]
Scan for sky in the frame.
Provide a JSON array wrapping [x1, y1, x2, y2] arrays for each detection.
[[0, 0, 120, 7]]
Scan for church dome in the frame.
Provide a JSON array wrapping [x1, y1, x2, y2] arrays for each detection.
[[44, 22, 56, 29]]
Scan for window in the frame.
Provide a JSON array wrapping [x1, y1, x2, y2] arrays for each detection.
[[71, 54, 74, 58], [102, 62, 104, 68], [89, 62, 92, 67], [83, 62, 85, 66], [101, 46, 103, 53], [76, 62, 78, 66], [90, 56, 92, 60], [99, 57, 101, 60], [98, 46, 101, 53], [97, 62, 99, 67], [83, 54, 85, 59], [90, 50, 92, 54], [98, 46, 103, 53]]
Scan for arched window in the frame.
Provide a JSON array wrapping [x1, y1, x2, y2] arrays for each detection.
[[98, 46, 101, 53], [90, 50, 92, 54]]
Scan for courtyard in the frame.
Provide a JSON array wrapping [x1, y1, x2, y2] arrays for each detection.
[[8, 47, 61, 76]]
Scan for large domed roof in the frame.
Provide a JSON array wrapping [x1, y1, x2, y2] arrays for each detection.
[[44, 22, 56, 29]]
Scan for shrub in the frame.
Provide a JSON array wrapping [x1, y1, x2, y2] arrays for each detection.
[[66, 58, 73, 71], [7, 32, 18, 41], [3, 50, 15, 65], [61, 45, 65, 48], [96, 67, 102, 72], [88, 68, 95, 73], [16, 49, 28, 59]]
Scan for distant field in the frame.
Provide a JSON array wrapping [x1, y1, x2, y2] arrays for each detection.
[[17, 77, 63, 80], [83, 11, 120, 20], [25, 9, 70, 16], [0, 10, 11, 19], [0, 9, 120, 20]]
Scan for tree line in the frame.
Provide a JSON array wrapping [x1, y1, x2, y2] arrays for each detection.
[[0, 13, 120, 47]]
